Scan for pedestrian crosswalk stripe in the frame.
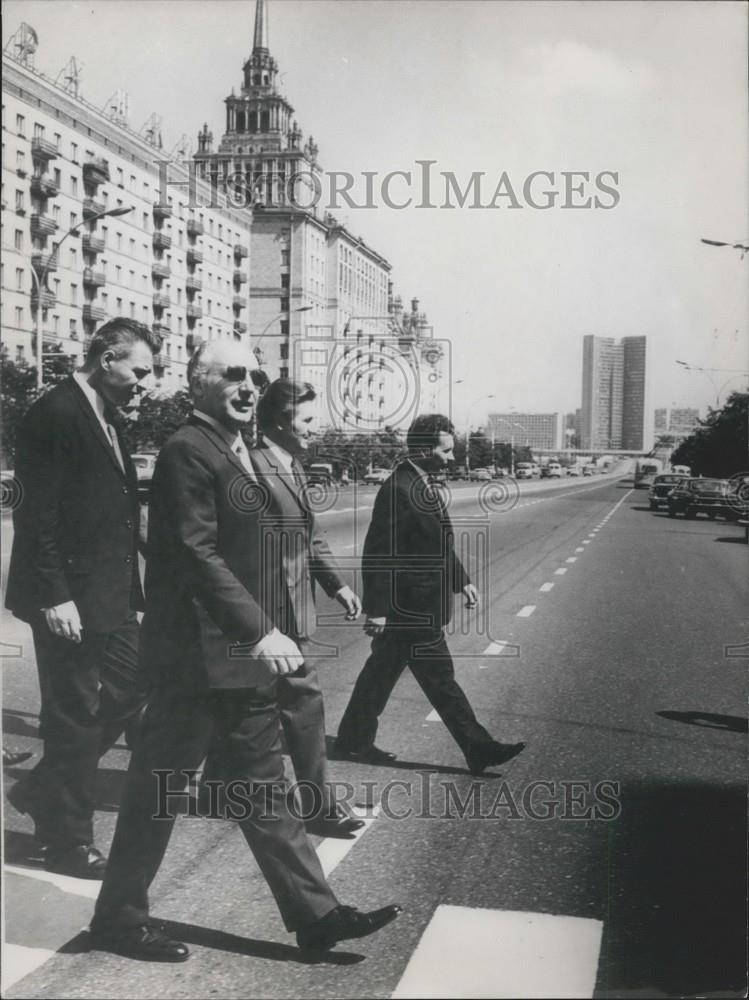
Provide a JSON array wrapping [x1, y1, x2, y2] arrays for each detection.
[[316, 805, 381, 878], [391, 905, 603, 999]]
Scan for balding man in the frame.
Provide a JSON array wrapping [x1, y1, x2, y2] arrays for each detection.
[[89, 340, 400, 962]]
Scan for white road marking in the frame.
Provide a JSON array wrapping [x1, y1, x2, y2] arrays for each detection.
[[315, 804, 381, 878], [539, 582, 554, 592], [3, 865, 101, 900], [482, 641, 508, 655], [575, 547, 585, 552], [566, 556, 577, 563], [582, 539, 591, 544], [392, 905, 604, 999], [425, 708, 441, 722], [517, 605, 536, 618], [2, 945, 57, 994], [555, 568, 567, 575]]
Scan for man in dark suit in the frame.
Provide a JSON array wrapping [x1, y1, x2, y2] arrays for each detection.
[[247, 379, 364, 837], [5, 319, 160, 878], [335, 414, 525, 774], [90, 341, 399, 962]]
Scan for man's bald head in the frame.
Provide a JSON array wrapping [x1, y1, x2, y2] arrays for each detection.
[[188, 339, 261, 431]]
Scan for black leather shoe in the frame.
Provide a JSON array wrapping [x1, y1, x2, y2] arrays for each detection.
[[333, 743, 397, 765], [467, 741, 525, 775], [305, 807, 365, 839], [296, 904, 402, 952], [45, 844, 108, 879], [89, 924, 190, 962], [3, 748, 33, 767]]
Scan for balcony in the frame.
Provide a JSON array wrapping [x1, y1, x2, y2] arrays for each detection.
[[153, 231, 172, 251], [234, 243, 249, 260], [153, 322, 171, 339], [186, 219, 204, 238], [31, 137, 58, 162], [83, 157, 110, 186], [82, 303, 107, 324], [234, 270, 248, 286], [151, 261, 171, 280], [83, 267, 106, 288], [83, 197, 105, 219], [186, 248, 203, 266], [185, 275, 202, 293], [30, 214, 58, 238], [233, 320, 248, 336], [81, 233, 105, 256], [233, 294, 247, 311], [153, 203, 173, 220], [152, 354, 171, 370], [153, 292, 171, 311], [186, 332, 203, 351], [31, 252, 57, 275], [186, 304, 203, 322], [31, 287, 57, 310], [31, 174, 59, 199]]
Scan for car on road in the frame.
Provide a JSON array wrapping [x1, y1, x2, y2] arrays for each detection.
[[363, 468, 390, 485], [648, 473, 691, 510], [469, 467, 493, 481], [306, 463, 335, 487], [582, 464, 598, 477], [541, 462, 562, 478], [667, 478, 733, 519], [566, 466, 580, 477], [515, 462, 535, 480], [131, 453, 157, 502]]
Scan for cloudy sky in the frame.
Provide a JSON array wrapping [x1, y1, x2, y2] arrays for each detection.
[[4, 0, 747, 426]]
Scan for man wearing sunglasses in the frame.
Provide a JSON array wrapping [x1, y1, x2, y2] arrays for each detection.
[[90, 339, 400, 962]]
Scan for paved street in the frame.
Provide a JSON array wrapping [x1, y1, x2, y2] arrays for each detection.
[[2, 472, 747, 998]]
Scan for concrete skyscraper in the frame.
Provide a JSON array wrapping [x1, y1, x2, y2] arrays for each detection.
[[580, 335, 650, 451]]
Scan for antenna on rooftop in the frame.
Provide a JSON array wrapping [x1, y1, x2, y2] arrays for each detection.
[[4, 23, 39, 66], [140, 113, 164, 149], [103, 89, 130, 127], [55, 56, 82, 97]]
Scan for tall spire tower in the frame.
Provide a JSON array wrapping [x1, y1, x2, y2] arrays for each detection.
[[194, 0, 319, 207]]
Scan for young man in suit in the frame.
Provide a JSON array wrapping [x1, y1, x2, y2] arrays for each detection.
[[90, 341, 400, 962], [335, 413, 525, 775], [5, 319, 160, 878], [247, 378, 364, 837]]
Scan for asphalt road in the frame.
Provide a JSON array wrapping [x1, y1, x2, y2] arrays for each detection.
[[2, 471, 747, 998]]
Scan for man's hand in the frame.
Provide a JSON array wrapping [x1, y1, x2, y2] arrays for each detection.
[[463, 584, 479, 609], [335, 585, 362, 620], [363, 616, 387, 636], [42, 601, 82, 643], [250, 627, 304, 676]]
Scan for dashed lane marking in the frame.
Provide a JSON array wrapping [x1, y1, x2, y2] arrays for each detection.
[[516, 605, 536, 618], [391, 905, 604, 999], [539, 582, 554, 592], [554, 568, 567, 575], [566, 557, 577, 563], [575, 547, 585, 552]]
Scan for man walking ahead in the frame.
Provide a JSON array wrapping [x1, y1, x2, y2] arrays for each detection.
[[335, 414, 525, 774], [6, 319, 159, 878], [90, 341, 399, 961]]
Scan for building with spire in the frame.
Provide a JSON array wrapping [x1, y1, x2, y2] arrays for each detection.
[[193, 0, 445, 431]]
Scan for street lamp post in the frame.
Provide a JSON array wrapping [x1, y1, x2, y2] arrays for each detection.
[[253, 305, 313, 368], [675, 360, 749, 408], [32, 205, 133, 391], [493, 417, 526, 477], [464, 393, 494, 475]]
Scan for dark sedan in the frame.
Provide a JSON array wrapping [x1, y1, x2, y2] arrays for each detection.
[[667, 478, 733, 519], [648, 474, 690, 510]]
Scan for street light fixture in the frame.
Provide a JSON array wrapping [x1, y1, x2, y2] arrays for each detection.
[[32, 205, 133, 390], [675, 359, 749, 408], [253, 305, 313, 367]]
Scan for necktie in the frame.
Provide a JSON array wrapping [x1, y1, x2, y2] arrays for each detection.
[[234, 439, 255, 476], [104, 410, 126, 473]]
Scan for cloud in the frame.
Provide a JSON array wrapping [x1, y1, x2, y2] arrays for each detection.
[[521, 40, 656, 97]]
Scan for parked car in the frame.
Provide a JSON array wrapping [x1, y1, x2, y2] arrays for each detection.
[[363, 468, 390, 485], [541, 462, 562, 479], [648, 474, 690, 510], [582, 464, 597, 477], [667, 478, 733, 519], [469, 467, 493, 481], [306, 462, 335, 487], [566, 466, 581, 477], [515, 462, 534, 480], [131, 453, 157, 502]]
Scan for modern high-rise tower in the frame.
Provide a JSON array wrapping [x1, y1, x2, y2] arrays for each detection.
[[580, 335, 649, 450]]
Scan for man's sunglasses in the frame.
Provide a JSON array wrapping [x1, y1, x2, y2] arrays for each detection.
[[222, 366, 269, 391]]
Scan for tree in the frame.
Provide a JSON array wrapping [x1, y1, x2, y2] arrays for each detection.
[[468, 430, 492, 468], [122, 390, 193, 454], [0, 349, 38, 466], [670, 392, 748, 477]]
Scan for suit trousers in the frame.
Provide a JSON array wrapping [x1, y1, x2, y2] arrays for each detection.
[[92, 681, 338, 934], [21, 613, 144, 850], [337, 626, 494, 761]]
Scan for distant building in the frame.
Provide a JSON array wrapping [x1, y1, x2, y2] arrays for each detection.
[[580, 335, 650, 450], [2, 25, 252, 391], [654, 406, 700, 442], [193, 0, 446, 430], [487, 412, 561, 451]]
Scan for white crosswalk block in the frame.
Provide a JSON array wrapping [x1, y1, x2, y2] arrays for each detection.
[[392, 905, 603, 999], [2, 944, 56, 993], [425, 708, 441, 722]]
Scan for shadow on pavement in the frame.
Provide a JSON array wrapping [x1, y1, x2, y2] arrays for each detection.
[[3, 829, 46, 868], [656, 710, 748, 734], [714, 535, 747, 544], [597, 779, 747, 997]]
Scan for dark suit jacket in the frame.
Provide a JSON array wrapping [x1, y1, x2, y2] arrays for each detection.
[[6, 376, 143, 633], [250, 442, 346, 640], [361, 460, 469, 628], [138, 417, 275, 690]]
